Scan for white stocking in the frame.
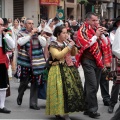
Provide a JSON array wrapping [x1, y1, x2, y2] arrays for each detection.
[[0, 90, 6, 109]]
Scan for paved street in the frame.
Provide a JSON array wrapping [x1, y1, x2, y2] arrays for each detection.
[[0, 67, 119, 120]]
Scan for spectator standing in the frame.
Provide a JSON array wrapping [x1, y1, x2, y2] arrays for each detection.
[[38, 19, 46, 33], [8, 18, 13, 28], [11, 19, 21, 71]]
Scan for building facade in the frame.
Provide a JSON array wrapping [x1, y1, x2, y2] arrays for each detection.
[[86, 0, 120, 19], [1, 0, 120, 27]]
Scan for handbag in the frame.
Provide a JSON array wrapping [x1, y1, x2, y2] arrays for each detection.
[[106, 57, 117, 81], [115, 59, 120, 84]]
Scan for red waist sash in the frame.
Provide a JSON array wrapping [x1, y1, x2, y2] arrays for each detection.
[[0, 47, 9, 69]]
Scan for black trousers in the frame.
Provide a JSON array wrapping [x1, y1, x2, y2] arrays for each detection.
[[100, 72, 110, 103], [100, 72, 119, 107], [110, 83, 119, 107], [18, 75, 38, 107], [81, 59, 102, 112]]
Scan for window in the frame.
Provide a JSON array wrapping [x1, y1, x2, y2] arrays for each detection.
[[13, 0, 24, 19], [67, 0, 74, 3]]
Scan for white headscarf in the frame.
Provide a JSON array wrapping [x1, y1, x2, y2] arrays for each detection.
[[38, 20, 46, 32], [47, 19, 53, 26]]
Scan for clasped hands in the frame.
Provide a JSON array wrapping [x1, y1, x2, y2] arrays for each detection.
[[95, 27, 107, 38]]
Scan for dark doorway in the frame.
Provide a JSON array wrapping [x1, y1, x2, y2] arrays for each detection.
[[13, 0, 24, 20], [40, 5, 48, 20]]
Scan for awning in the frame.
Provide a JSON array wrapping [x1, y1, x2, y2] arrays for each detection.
[[40, 0, 60, 5], [88, 0, 111, 3]]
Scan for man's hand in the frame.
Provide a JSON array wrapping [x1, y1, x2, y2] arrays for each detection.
[[30, 28, 38, 36], [95, 28, 104, 37]]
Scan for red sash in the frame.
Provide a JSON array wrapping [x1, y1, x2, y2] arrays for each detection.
[[0, 47, 9, 69]]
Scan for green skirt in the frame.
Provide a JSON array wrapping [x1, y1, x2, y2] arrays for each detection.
[[46, 64, 85, 115]]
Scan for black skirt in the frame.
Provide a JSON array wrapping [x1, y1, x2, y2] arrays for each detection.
[[0, 63, 9, 88]]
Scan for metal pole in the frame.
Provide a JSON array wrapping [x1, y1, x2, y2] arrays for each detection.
[[64, 0, 66, 21], [114, 0, 117, 18], [81, 4, 82, 21]]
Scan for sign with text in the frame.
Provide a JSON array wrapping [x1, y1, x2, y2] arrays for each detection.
[[40, 0, 60, 5]]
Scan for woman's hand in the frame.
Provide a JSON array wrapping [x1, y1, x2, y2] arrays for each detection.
[[68, 40, 75, 49]]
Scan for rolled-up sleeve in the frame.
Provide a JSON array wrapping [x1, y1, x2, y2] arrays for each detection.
[[17, 35, 31, 46]]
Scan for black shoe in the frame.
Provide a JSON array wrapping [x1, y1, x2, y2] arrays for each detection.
[[89, 112, 100, 118], [17, 97, 22, 105], [55, 115, 63, 119], [108, 106, 114, 113], [104, 101, 110, 106], [0, 107, 11, 114], [30, 105, 40, 110], [83, 111, 89, 115]]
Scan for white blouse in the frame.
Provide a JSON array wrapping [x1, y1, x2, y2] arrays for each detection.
[[0, 33, 15, 49]]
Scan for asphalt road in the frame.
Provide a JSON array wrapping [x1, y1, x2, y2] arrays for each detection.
[[0, 67, 119, 120]]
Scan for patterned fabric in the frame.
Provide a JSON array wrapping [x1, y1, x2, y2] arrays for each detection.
[[75, 22, 112, 68], [50, 41, 75, 66], [115, 59, 120, 84], [65, 52, 74, 66], [46, 65, 64, 115], [17, 29, 46, 75], [106, 56, 117, 81], [60, 65, 85, 113], [46, 65, 84, 115], [15, 65, 41, 84], [2, 27, 12, 54], [46, 41, 85, 115]]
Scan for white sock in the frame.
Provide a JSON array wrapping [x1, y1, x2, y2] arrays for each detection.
[[63, 114, 71, 120], [0, 90, 6, 109]]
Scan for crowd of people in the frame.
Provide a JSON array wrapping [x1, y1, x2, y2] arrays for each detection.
[[0, 12, 120, 120]]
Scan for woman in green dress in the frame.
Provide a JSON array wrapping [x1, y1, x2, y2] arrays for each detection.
[[46, 25, 84, 120]]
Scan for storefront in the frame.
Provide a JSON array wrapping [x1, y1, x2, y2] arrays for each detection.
[[40, 0, 60, 20]]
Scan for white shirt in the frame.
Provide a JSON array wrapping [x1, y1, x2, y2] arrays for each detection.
[[0, 33, 15, 49]]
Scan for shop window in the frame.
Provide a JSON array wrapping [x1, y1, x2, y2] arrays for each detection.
[[13, 0, 24, 20], [40, 6, 48, 20], [67, 8, 74, 18], [67, 0, 74, 3]]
